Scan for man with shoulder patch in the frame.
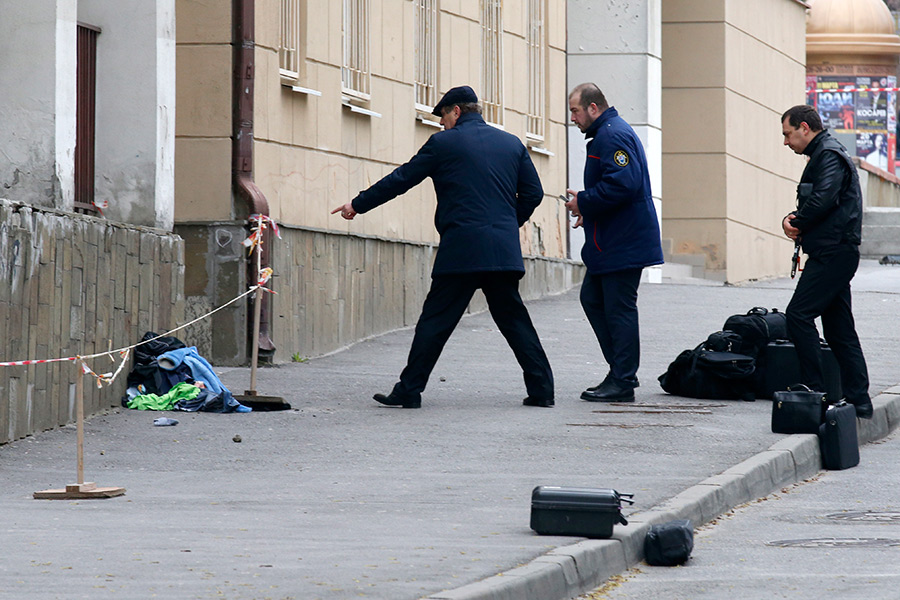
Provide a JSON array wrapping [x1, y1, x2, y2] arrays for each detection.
[[781, 104, 872, 418], [332, 85, 554, 409], [564, 83, 663, 403]]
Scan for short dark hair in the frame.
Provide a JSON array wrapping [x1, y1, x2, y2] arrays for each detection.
[[570, 83, 608, 112], [441, 102, 482, 116], [781, 105, 823, 131]]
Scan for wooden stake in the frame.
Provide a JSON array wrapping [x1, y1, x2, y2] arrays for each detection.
[[33, 358, 125, 500]]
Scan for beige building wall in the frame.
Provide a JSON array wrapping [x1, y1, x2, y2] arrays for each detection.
[[662, 0, 808, 282], [175, 0, 575, 363]]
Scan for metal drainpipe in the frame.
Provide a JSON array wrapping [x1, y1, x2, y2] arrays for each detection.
[[234, 0, 276, 360]]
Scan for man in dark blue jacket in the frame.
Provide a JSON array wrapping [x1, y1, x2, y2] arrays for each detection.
[[781, 104, 871, 418], [565, 83, 663, 403], [332, 86, 554, 409]]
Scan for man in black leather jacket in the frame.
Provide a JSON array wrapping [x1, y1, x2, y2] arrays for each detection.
[[780, 104, 872, 418]]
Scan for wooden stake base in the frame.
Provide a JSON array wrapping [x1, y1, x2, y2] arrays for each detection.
[[234, 393, 291, 411], [34, 482, 126, 500]]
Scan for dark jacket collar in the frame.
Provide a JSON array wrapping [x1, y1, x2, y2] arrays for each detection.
[[456, 112, 485, 127], [802, 129, 830, 157], [585, 107, 619, 139]]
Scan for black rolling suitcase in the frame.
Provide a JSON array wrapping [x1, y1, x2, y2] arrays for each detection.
[[819, 401, 859, 470], [760, 339, 842, 401], [530, 486, 633, 538]]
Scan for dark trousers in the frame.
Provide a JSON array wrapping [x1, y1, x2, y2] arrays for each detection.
[[392, 272, 554, 401], [580, 269, 642, 386], [786, 244, 869, 404]]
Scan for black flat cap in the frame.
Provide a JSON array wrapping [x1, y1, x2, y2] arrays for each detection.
[[432, 85, 478, 116]]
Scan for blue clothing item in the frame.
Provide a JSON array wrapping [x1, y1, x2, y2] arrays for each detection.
[[351, 112, 544, 276], [577, 107, 663, 275], [157, 347, 244, 412]]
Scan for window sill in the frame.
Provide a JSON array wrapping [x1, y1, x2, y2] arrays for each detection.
[[341, 101, 382, 118], [283, 83, 322, 97]]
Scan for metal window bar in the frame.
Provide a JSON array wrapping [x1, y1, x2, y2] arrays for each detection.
[[342, 0, 370, 98], [75, 24, 99, 215], [415, 0, 437, 109], [481, 0, 503, 125], [279, 0, 300, 80], [526, 0, 545, 140]]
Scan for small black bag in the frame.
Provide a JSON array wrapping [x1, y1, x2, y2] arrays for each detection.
[[644, 519, 694, 566], [771, 384, 827, 434], [704, 330, 744, 354]]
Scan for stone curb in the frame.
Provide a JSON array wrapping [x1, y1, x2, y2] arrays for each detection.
[[422, 391, 900, 600]]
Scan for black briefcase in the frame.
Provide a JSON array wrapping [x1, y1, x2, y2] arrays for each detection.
[[771, 384, 827, 434], [530, 486, 632, 538], [819, 401, 859, 470], [760, 339, 842, 401], [644, 519, 694, 566]]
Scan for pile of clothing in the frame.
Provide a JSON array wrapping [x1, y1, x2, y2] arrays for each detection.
[[123, 332, 250, 413]]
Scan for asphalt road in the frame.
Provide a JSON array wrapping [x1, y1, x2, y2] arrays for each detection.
[[0, 260, 897, 600]]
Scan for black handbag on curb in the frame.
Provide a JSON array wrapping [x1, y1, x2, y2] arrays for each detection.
[[644, 519, 694, 566], [771, 384, 827, 434]]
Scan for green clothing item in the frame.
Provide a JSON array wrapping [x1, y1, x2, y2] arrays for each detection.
[[127, 382, 201, 411]]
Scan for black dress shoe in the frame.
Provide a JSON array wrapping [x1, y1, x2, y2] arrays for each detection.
[[373, 392, 421, 409], [581, 379, 635, 403], [523, 396, 554, 407], [854, 402, 874, 419], [587, 376, 638, 392]]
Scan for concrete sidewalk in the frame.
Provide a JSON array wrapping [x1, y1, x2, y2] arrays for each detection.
[[1, 260, 898, 600]]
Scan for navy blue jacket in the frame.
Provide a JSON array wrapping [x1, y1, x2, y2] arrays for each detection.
[[351, 112, 544, 276], [577, 107, 663, 274]]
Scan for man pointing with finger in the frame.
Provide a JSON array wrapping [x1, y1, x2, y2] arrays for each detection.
[[565, 83, 663, 403], [332, 85, 554, 409]]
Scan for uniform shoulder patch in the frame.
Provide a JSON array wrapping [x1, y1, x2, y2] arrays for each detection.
[[613, 150, 630, 167]]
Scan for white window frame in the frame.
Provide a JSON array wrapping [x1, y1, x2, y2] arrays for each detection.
[[279, 0, 303, 83], [414, 0, 438, 113], [526, 0, 545, 142], [342, 0, 371, 101], [481, 0, 504, 126]]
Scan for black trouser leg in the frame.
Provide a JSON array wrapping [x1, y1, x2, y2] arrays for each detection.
[[580, 269, 642, 385], [394, 275, 476, 398], [481, 273, 554, 400], [786, 245, 868, 402]]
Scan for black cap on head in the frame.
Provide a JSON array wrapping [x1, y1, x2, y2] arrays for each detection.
[[431, 85, 478, 116]]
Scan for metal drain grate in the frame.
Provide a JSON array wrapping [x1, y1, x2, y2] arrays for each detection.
[[827, 512, 900, 522], [767, 537, 900, 548]]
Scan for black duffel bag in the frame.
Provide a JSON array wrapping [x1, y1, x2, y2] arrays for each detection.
[[722, 307, 787, 358], [659, 343, 756, 401]]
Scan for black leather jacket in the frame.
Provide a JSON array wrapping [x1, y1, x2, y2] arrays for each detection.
[[789, 129, 862, 256]]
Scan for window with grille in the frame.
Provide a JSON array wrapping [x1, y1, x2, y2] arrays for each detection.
[[481, 0, 503, 125], [415, 0, 438, 111], [342, 0, 370, 99], [526, 0, 545, 141], [279, 0, 304, 83]]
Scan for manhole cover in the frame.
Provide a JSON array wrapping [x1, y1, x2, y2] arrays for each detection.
[[767, 538, 900, 548], [827, 512, 900, 522]]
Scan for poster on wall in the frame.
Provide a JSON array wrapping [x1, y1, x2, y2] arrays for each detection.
[[855, 76, 889, 131], [857, 131, 891, 171], [812, 76, 856, 131]]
